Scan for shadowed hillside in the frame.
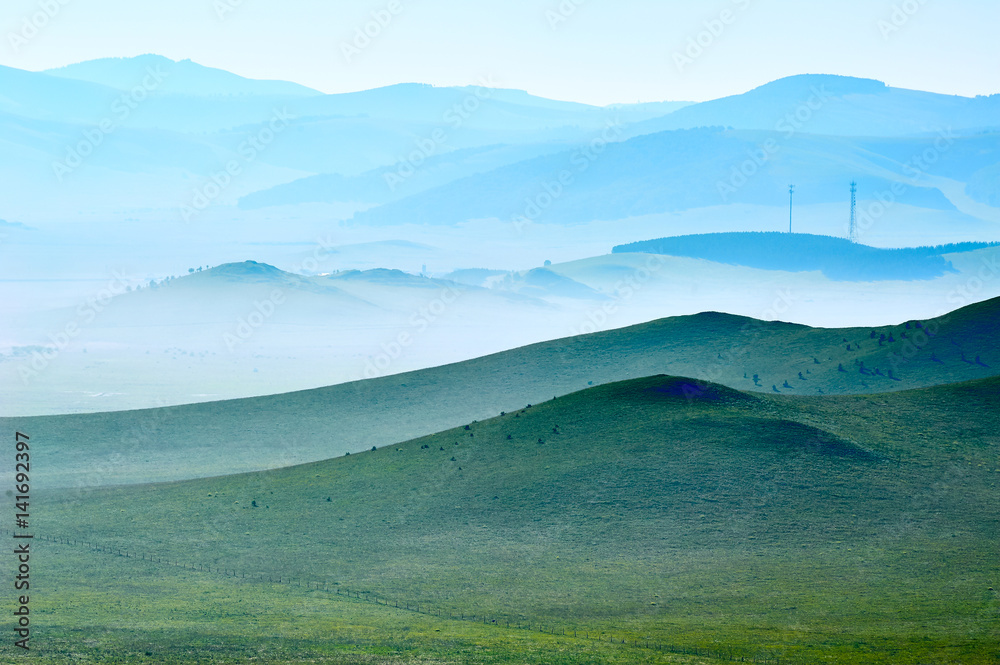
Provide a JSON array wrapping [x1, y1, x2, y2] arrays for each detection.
[[6, 296, 999, 489]]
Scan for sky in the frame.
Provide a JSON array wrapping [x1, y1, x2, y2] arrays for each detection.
[[2, 0, 998, 105]]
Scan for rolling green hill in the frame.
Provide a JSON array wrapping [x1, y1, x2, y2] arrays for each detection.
[[6, 296, 999, 490], [19, 374, 1000, 664]]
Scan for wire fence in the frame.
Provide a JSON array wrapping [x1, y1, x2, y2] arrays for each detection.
[[5, 529, 793, 664]]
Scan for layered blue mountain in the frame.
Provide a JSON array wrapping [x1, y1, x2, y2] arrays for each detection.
[[626, 74, 1000, 138], [342, 128, 1000, 226], [44, 54, 324, 97], [614, 232, 1000, 281], [2, 59, 998, 229], [0, 56, 678, 208]]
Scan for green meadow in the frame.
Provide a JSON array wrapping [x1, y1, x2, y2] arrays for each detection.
[[7, 374, 998, 664]]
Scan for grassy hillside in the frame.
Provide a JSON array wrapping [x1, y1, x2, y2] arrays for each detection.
[[4, 544, 700, 664], [5, 296, 999, 489], [16, 375, 1000, 664]]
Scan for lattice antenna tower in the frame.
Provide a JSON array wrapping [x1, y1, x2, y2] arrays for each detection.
[[849, 181, 858, 243], [788, 184, 795, 234]]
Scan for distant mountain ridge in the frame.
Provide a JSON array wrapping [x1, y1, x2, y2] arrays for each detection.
[[0, 57, 679, 211], [345, 127, 996, 227], [43, 54, 324, 97], [627, 74, 1000, 138], [614, 233, 1000, 281], [2, 60, 998, 235]]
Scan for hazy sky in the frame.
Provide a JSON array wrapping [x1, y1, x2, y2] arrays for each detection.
[[3, 0, 998, 105]]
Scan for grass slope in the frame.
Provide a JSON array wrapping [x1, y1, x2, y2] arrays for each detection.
[[5, 296, 999, 489], [6, 545, 700, 664], [18, 375, 1000, 664]]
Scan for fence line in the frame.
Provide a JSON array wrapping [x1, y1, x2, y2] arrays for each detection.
[[3, 529, 791, 664]]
